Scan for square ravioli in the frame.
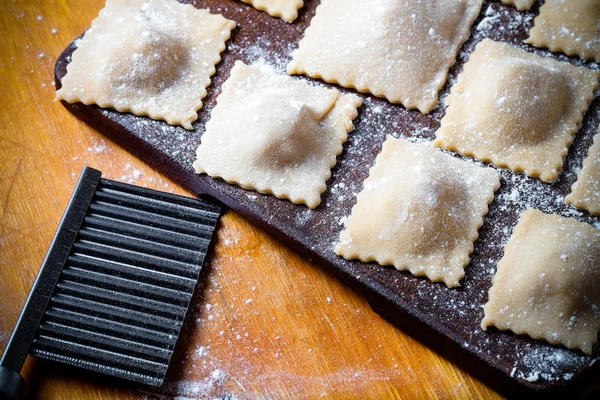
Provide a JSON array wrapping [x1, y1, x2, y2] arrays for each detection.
[[434, 39, 599, 182], [335, 137, 500, 288], [287, 0, 483, 114], [482, 209, 600, 355], [566, 129, 600, 215], [240, 0, 303, 23], [526, 0, 600, 63], [500, 0, 535, 11], [55, 0, 235, 130], [193, 61, 362, 208]]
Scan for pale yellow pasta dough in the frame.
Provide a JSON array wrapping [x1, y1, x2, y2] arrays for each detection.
[[287, 0, 483, 114], [335, 137, 500, 288], [482, 209, 600, 355], [55, 0, 235, 130], [500, 0, 535, 11], [526, 0, 600, 63], [434, 39, 599, 182], [239, 0, 303, 23], [566, 129, 600, 215], [194, 61, 362, 208]]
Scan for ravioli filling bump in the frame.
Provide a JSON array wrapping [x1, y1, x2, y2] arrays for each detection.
[[482, 209, 600, 355], [287, 0, 483, 113], [434, 39, 599, 182], [335, 137, 500, 288], [194, 61, 362, 208], [55, 0, 236, 130]]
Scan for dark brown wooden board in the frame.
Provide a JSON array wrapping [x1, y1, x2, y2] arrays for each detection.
[[55, 0, 600, 396]]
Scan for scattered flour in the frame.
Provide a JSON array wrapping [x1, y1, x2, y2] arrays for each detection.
[[87, 141, 107, 154], [195, 346, 209, 359], [476, 5, 501, 31], [132, 169, 142, 179], [508, 345, 598, 383]]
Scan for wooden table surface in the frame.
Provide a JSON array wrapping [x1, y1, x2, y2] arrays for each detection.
[[0, 1, 507, 398]]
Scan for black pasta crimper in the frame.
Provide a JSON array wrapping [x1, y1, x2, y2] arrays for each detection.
[[0, 167, 221, 399]]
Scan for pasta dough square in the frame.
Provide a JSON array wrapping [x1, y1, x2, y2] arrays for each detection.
[[482, 209, 600, 355], [239, 0, 303, 23], [434, 39, 599, 182], [193, 61, 362, 208], [335, 137, 500, 288], [500, 0, 535, 11], [287, 0, 483, 114], [566, 129, 600, 215], [526, 0, 600, 63], [55, 0, 236, 130]]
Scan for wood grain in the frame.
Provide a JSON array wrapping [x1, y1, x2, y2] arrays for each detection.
[[0, 1, 506, 398]]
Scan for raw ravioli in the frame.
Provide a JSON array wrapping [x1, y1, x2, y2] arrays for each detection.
[[335, 137, 500, 287], [482, 209, 600, 355], [55, 0, 235, 129], [194, 62, 362, 208]]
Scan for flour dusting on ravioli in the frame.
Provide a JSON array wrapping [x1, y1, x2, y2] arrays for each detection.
[[194, 61, 362, 208], [434, 39, 599, 182], [566, 129, 600, 216], [335, 137, 500, 287], [482, 209, 600, 355], [526, 0, 600, 63], [55, 0, 235, 129], [287, 0, 483, 113]]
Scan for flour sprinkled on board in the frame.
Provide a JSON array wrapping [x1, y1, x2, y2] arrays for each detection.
[[508, 344, 599, 383], [476, 3, 532, 34], [229, 39, 296, 73]]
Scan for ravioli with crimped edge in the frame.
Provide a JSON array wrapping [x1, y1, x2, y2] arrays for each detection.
[[194, 61, 362, 208], [526, 0, 600, 63], [335, 137, 500, 288], [55, 0, 235, 130], [287, 0, 483, 114], [482, 209, 600, 355], [239, 0, 303, 23], [434, 39, 599, 182]]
